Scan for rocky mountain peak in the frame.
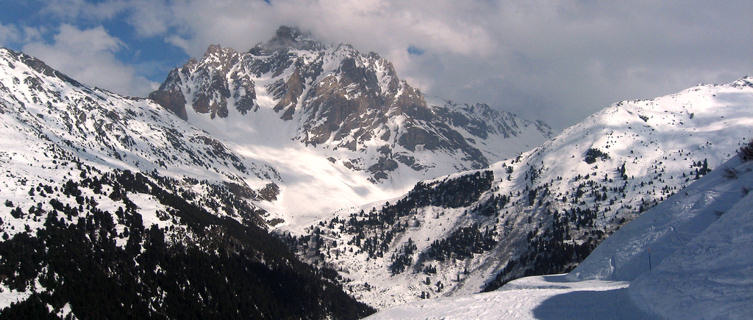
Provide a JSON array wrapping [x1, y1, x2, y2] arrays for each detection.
[[149, 27, 552, 183], [286, 76, 753, 308], [731, 75, 753, 89], [198, 44, 242, 74], [261, 25, 324, 51], [203, 43, 237, 58], [148, 42, 256, 121], [0, 46, 375, 319]]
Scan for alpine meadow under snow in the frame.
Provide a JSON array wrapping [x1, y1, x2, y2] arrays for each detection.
[[0, 24, 751, 320]]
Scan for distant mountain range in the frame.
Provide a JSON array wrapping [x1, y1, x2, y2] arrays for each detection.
[[0, 27, 551, 318], [0, 25, 751, 318]]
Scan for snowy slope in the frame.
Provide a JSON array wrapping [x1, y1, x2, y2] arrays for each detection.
[[629, 189, 753, 319], [289, 77, 753, 308], [567, 151, 753, 282], [0, 47, 285, 234], [0, 47, 373, 318], [149, 27, 552, 228], [369, 146, 753, 319], [0, 49, 288, 232], [368, 275, 647, 320], [570, 148, 753, 319]]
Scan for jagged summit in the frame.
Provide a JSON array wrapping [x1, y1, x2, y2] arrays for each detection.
[[148, 27, 552, 189], [730, 75, 753, 88], [257, 25, 325, 51], [0, 46, 275, 191]]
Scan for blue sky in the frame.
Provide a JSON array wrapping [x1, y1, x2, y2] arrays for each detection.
[[1, 0, 751, 128], [0, 0, 189, 93]]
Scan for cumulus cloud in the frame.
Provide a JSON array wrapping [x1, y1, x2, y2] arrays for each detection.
[[40, 0, 128, 21], [0, 23, 21, 45], [36, 0, 753, 128], [0, 23, 44, 46], [22, 24, 158, 96]]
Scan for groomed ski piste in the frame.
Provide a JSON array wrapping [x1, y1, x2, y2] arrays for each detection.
[[369, 151, 753, 319]]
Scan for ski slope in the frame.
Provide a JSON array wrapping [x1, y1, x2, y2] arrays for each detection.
[[369, 151, 753, 319], [368, 274, 651, 320]]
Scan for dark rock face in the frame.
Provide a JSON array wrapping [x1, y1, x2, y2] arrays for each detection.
[[266, 25, 325, 51], [270, 69, 303, 120], [368, 157, 399, 180], [258, 183, 281, 201], [149, 26, 551, 182], [149, 73, 188, 120]]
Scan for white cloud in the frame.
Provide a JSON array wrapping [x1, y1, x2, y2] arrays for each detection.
[[34, 0, 753, 128], [40, 0, 128, 21], [22, 24, 157, 96], [20, 26, 45, 43], [0, 23, 21, 45], [1, 23, 45, 48]]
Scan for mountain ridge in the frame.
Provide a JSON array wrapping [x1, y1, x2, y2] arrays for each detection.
[[150, 26, 552, 173], [147, 26, 552, 226], [0, 46, 374, 318], [369, 146, 753, 319], [2, 26, 750, 316], [285, 74, 753, 308]]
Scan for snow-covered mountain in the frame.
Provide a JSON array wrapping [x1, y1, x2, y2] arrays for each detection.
[[0, 47, 373, 318], [148, 26, 552, 227], [369, 141, 753, 319], [0, 47, 285, 228], [2, 25, 750, 318], [288, 76, 753, 308]]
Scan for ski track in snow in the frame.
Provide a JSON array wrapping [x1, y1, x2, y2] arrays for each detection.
[[368, 274, 652, 320]]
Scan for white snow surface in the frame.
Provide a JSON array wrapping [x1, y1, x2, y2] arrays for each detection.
[[0, 45, 551, 310], [369, 153, 753, 319], [0, 47, 275, 310], [568, 155, 753, 282], [628, 171, 753, 319], [368, 274, 647, 320], [298, 76, 753, 309], [0, 48, 273, 240], [2, 43, 752, 318]]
